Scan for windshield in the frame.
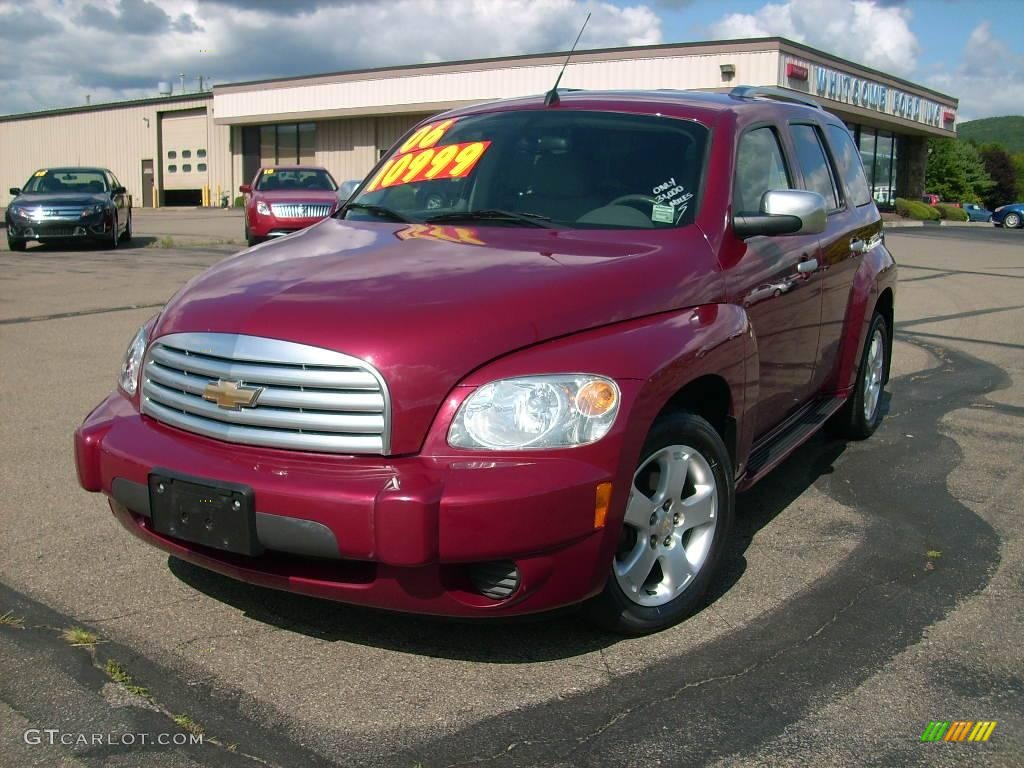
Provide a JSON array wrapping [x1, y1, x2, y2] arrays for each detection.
[[22, 169, 108, 194], [345, 110, 708, 229], [256, 168, 337, 192]]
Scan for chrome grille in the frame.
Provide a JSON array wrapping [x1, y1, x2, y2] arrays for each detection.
[[25, 206, 86, 220], [141, 333, 390, 455], [269, 202, 332, 219]]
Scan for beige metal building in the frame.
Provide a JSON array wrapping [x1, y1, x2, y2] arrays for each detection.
[[1, 37, 957, 209]]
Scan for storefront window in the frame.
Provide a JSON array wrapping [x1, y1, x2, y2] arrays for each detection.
[[260, 125, 276, 166], [256, 123, 317, 165], [873, 131, 894, 206], [299, 123, 316, 163]]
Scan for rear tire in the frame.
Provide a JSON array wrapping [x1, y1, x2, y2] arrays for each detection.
[[120, 211, 132, 243], [586, 412, 734, 635], [828, 312, 889, 440]]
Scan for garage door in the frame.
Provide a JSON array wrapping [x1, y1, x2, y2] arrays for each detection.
[[161, 109, 209, 191]]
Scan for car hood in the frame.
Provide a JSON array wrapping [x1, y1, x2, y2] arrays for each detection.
[[12, 193, 109, 207], [154, 217, 719, 453], [252, 190, 338, 203]]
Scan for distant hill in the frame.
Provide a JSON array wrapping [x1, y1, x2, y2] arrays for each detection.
[[958, 116, 1024, 154]]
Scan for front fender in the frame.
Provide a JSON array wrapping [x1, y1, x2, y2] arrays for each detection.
[[420, 305, 754, 574]]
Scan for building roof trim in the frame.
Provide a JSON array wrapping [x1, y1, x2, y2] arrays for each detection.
[[213, 36, 955, 105], [0, 91, 211, 124]]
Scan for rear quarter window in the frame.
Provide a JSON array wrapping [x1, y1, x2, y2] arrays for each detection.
[[826, 125, 873, 207]]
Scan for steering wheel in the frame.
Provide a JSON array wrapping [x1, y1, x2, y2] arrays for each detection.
[[607, 194, 659, 212]]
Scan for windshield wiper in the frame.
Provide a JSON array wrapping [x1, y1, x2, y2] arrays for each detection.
[[425, 209, 557, 228], [341, 202, 416, 223]]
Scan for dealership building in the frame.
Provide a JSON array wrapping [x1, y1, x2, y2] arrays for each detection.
[[0, 37, 957, 209]]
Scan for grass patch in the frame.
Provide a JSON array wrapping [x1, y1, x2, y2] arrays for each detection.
[[172, 714, 205, 737], [0, 610, 25, 628], [62, 627, 98, 647], [104, 659, 150, 698]]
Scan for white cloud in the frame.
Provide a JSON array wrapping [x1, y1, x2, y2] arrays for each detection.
[[710, 0, 919, 75], [927, 21, 1024, 121], [0, 0, 662, 114]]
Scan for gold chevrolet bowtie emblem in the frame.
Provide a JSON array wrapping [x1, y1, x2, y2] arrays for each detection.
[[202, 380, 263, 410]]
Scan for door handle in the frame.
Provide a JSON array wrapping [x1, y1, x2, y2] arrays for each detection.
[[797, 258, 818, 274], [850, 239, 867, 253]]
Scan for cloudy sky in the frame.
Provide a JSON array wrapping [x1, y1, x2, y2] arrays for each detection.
[[0, 0, 1020, 121]]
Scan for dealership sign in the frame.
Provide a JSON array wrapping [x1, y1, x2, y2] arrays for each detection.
[[784, 57, 954, 128]]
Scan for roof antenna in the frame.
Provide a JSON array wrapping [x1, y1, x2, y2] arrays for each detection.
[[544, 11, 590, 106]]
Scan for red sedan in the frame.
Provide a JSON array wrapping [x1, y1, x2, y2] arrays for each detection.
[[241, 166, 339, 246]]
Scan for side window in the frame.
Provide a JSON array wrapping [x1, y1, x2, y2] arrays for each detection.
[[789, 124, 840, 210], [734, 127, 791, 214], [826, 125, 872, 207]]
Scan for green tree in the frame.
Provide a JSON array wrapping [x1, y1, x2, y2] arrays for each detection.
[[1013, 153, 1024, 200], [979, 143, 1017, 209], [925, 138, 994, 203]]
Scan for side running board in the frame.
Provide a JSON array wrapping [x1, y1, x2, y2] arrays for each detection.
[[743, 396, 847, 485]]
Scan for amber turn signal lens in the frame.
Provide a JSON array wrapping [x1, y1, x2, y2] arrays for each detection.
[[594, 482, 613, 529], [576, 380, 618, 418]]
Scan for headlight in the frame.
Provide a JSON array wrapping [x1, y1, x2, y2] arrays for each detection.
[[994, 206, 1005, 212], [81, 204, 105, 217], [448, 374, 620, 450], [256, 201, 271, 215], [10, 206, 33, 219], [118, 325, 148, 396]]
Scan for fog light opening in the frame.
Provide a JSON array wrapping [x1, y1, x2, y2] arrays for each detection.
[[467, 560, 520, 600]]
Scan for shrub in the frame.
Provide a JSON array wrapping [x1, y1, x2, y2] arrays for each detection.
[[894, 198, 941, 221], [934, 203, 969, 221], [233, 195, 244, 208]]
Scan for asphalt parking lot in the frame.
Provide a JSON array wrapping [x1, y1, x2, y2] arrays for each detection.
[[0, 216, 1021, 767]]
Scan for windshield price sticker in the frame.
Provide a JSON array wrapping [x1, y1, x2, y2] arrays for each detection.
[[34, 170, 47, 177], [399, 119, 458, 154], [364, 141, 492, 192]]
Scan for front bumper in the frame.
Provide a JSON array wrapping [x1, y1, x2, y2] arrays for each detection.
[[8, 212, 111, 240], [248, 213, 327, 238], [75, 392, 622, 617]]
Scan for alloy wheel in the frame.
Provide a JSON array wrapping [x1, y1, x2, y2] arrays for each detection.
[[863, 327, 885, 422], [615, 444, 718, 607]]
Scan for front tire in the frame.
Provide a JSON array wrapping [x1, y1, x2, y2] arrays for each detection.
[[7, 234, 26, 251], [829, 312, 889, 439], [586, 413, 734, 635], [101, 212, 118, 250], [1004, 212, 1021, 229]]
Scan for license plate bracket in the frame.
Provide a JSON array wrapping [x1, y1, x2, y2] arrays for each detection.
[[149, 469, 262, 556]]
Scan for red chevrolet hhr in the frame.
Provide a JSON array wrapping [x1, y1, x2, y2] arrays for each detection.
[[241, 166, 340, 246], [76, 87, 896, 633]]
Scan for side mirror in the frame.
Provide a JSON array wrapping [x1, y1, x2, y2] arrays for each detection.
[[113, 186, 127, 195], [337, 180, 360, 203], [9, 187, 20, 196], [733, 190, 828, 239], [239, 184, 251, 194]]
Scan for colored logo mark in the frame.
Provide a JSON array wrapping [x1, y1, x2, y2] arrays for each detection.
[[921, 721, 997, 742]]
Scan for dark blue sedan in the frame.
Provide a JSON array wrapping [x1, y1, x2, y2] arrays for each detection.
[[992, 203, 1024, 229]]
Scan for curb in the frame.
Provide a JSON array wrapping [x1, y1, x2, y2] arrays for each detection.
[[883, 220, 989, 229]]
